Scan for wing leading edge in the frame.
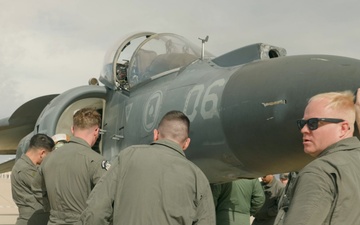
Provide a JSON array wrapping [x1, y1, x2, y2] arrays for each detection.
[[0, 158, 15, 174], [0, 94, 58, 157]]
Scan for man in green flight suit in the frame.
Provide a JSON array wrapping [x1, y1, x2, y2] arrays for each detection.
[[80, 110, 216, 225], [281, 90, 360, 224], [34, 107, 110, 225], [11, 133, 55, 225], [211, 178, 265, 225]]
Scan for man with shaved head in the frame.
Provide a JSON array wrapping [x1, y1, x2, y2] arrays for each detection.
[[80, 110, 215, 225], [155, 110, 191, 149]]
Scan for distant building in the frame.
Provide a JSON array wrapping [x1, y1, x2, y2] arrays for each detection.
[[0, 172, 11, 179]]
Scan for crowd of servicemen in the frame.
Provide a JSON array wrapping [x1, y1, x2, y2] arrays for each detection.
[[10, 88, 360, 225]]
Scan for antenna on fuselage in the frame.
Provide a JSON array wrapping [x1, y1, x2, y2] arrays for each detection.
[[198, 35, 209, 60]]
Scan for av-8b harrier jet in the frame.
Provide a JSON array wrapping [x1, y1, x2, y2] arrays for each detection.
[[1, 31, 360, 183]]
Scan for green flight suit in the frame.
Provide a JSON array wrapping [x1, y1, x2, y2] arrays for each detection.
[[283, 137, 360, 225], [35, 136, 108, 225], [211, 179, 265, 225], [11, 154, 49, 225], [80, 139, 216, 225]]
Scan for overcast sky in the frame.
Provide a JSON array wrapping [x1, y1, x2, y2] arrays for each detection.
[[1, 0, 360, 119]]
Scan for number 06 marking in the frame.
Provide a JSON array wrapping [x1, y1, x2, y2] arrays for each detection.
[[184, 79, 225, 121]]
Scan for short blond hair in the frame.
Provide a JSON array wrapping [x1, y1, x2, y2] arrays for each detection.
[[73, 107, 101, 129], [309, 91, 355, 127]]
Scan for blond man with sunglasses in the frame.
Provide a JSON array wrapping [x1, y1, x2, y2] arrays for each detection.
[[283, 90, 360, 225]]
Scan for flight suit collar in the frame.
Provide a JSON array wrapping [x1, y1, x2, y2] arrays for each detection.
[[150, 139, 186, 157], [318, 136, 360, 158], [69, 136, 91, 148], [21, 154, 36, 168]]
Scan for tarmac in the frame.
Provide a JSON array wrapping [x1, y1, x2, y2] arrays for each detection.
[[0, 174, 17, 225]]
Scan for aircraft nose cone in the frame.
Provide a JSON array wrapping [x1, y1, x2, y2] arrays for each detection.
[[220, 54, 360, 175]]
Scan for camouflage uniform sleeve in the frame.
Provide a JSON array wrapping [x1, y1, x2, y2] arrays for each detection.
[[250, 179, 265, 215], [81, 158, 119, 225], [194, 171, 216, 225]]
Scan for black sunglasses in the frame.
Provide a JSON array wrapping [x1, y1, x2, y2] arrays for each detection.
[[296, 118, 344, 131]]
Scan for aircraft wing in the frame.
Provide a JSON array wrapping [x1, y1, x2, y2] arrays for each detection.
[[0, 158, 15, 174], [0, 94, 58, 156]]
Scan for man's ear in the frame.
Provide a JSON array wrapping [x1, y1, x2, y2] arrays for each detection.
[[94, 127, 99, 136], [71, 126, 75, 135], [153, 129, 159, 141], [182, 138, 191, 151], [39, 149, 46, 159], [340, 121, 350, 137]]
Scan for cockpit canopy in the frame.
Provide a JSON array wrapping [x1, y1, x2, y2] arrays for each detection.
[[99, 32, 213, 90]]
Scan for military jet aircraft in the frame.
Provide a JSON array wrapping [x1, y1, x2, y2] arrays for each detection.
[[1, 31, 360, 183]]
